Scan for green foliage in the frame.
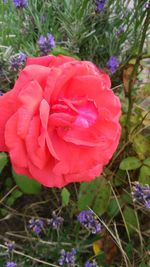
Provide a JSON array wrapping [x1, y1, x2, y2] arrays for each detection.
[[0, 152, 8, 173], [61, 187, 70, 207], [139, 263, 149, 267], [107, 197, 124, 218], [0, 1, 150, 266], [5, 189, 23, 206], [139, 166, 150, 185], [119, 156, 142, 170], [78, 176, 111, 215], [12, 169, 41, 194], [132, 134, 150, 160], [123, 206, 138, 234]]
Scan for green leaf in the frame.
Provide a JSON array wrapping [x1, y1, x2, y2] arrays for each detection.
[[61, 188, 70, 207], [12, 189, 23, 199], [114, 169, 126, 186], [143, 157, 150, 167], [139, 166, 150, 185], [5, 196, 15, 206], [125, 241, 134, 259], [0, 152, 8, 173], [121, 192, 132, 204], [78, 177, 111, 215], [119, 157, 142, 170], [139, 263, 148, 267], [5, 177, 13, 188], [123, 206, 138, 234], [107, 197, 124, 218], [52, 46, 80, 59], [0, 208, 8, 216], [132, 134, 150, 160], [12, 170, 41, 195]]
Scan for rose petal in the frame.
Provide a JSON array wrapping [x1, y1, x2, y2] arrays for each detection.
[[0, 91, 18, 151], [67, 75, 120, 119], [26, 54, 76, 68], [5, 113, 28, 168], [25, 116, 48, 169], [28, 159, 65, 188]]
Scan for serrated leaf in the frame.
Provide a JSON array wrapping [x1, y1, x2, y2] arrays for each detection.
[[123, 206, 138, 234], [61, 188, 70, 207], [0, 152, 8, 173], [78, 177, 111, 215], [119, 157, 142, 170], [139, 166, 150, 185], [12, 170, 41, 195]]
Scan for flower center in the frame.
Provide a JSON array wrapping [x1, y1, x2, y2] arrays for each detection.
[[50, 97, 98, 129], [74, 101, 98, 128]]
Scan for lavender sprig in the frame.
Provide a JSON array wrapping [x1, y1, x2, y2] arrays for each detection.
[[77, 210, 101, 234]]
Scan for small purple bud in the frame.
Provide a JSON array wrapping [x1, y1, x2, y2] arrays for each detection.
[[58, 248, 76, 266], [85, 260, 99, 267], [107, 56, 119, 73], [132, 182, 150, 209], [37, 33, 55, 56], [95, 0, 107, 13], [144, 2, 150, 9], [5, 241, 15, 252], [77, 210, 101, 234], [116, 26, 125, 36], [5, 262, 17, 267], [28, 218, 44, 235], [10, 52, 27, 71], [13, 0, 28, 8], [48, 212, 64, 230]]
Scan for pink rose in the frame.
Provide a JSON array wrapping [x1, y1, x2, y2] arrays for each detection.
[[0, 55, 121, 187]]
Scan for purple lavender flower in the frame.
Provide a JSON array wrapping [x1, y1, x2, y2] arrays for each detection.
[[37, 33, 55, 55], [13, 0, 28, 8], [116, 26, 125, 36], [28, 218, 44, 235], [132, 182, 150, 209], [95, 0, 107, 13], [145, 200, 150, 209], [144, 2, 150, 9], [10, 52, 27, 71], [0, 91, 3, 96], [47, 212, 64, 230], [5, 241, 15, 252], [40, 15, 47, 23], [5, 262, 17, 267], [85, 260, 98, 267], [107, 56, 119, 73], [77, 210, 101, 234], [58, 248, 76, 266]]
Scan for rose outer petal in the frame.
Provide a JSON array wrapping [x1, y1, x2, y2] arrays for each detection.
[[0, 91, 18, 151], [26, 55, 76, 68]]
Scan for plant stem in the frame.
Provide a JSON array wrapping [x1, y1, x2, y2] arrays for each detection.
[[126, 6, 150, 134]]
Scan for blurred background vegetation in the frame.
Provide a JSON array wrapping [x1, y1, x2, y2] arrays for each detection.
[[0, 1, 150, 266]]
